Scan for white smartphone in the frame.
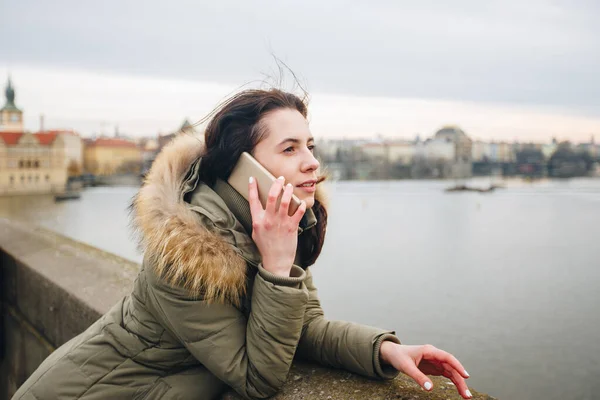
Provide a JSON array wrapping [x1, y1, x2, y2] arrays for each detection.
[[228, 152, 302, 216]]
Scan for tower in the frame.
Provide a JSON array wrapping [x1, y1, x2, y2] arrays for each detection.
[[0, 76, 24, 132]]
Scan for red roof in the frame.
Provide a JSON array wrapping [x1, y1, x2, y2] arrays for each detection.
[[1, 130, 78, 146], [33, 132, 59, 145], [35, 129, 79, 136], [34, 130, 80, 145], [0, 132, 23, 145], [87, 138, 138, 149]]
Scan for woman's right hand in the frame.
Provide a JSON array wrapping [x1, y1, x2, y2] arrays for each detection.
[[380, 342, 472, 399], [248, 176, 307, 277]]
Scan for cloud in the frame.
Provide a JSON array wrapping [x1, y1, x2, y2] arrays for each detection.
[[2, 65, 598, 143], [1, 0, 599, 114]]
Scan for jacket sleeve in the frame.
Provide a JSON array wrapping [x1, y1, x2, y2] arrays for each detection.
[[295, 268, 401, 379], [146, 264, 309, 400]]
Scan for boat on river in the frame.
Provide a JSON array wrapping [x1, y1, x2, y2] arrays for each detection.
[[54, 191, 81, 201], [445, 183, 504, 193]]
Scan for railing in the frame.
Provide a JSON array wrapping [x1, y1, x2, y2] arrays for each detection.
[[0, 219, 494, 400]]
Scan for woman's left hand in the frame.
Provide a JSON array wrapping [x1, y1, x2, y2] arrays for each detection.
[[380, 342, 472, 399]]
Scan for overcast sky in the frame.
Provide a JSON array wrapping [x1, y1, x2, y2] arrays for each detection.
[[1, 0, 599, 142]]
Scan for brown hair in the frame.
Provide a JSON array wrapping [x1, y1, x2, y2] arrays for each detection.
[[198, 89, 327, 267]]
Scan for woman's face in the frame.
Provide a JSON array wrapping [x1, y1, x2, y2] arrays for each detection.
[[252, 108, 320, 208]]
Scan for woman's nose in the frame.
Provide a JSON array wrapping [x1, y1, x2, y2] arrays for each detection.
[[303, 153, 320, 172]]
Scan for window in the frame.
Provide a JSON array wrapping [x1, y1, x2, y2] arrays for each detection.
[[45, 175, 50, 182], [9, 176, 14, 185], [34, 160, 39, 168], [26, 160, 31, 168], [20, 175, 24, 183], [19, 160, 24, 168], [28, 175, 32, 183], [11, 114, 19, 122], [35, 175, 40, 182]]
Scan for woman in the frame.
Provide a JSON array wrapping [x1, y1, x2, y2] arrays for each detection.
[[13, 89, 472, 400]]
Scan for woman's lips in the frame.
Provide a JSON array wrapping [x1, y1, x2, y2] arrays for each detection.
[[296, 182, 316, 193]]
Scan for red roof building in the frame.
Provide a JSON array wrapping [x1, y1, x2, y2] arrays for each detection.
[[86, 137, 138, 149], [0, 131, 23, 145], [0, 130, 78, 146]]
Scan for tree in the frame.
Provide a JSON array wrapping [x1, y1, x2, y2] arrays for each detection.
[[515, 148, 545, 177], [548, 142, 589, 178], [117, 160, 142, 175], [67, 160, 82, 177]]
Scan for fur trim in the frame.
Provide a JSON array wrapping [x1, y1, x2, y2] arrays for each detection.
[[131, 134, 247, 304], [130, 133, 329, 304]]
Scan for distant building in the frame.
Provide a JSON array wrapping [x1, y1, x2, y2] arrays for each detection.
[[472, 140, 492, 162], [0, 131, 69, 195], [36, 130, 84, 175], [0, 78, 80, 195], [314, 138, 340, 162], [490, 142, 515, 163], [0, 77, 23, 132], [576, 137, 598, 158], [431, 126, 473, 178], [83, 138, 142, 176], [359, 140, 416, 165], [359, 142, 386, 161], [157, 119, 199, 151], [388, 141, 416, 164], [316, 138, 367, 161], [434, 126, 472, 162], [475, 141, 512, 163], [411, 137, 455, 178], [423, 137, 455, 161]]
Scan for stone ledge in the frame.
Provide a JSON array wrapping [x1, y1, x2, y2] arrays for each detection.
[[0, 218, 139, 347], [225, 362, 495, 400], [0, 218, 495, 399]]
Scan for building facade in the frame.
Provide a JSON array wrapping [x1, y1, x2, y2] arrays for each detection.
[[0, 78, 76, 195], [58, 130, 84, 174], [434, 126, 473, 163], [0, 132, 68, 195], [359, 140, 417, 165], [438, 126, 472, 178], [83, 138, 142, 176]]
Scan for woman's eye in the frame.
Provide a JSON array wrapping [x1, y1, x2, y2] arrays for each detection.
[[308, 145, 316, 152], [284, 147, 294, 153]]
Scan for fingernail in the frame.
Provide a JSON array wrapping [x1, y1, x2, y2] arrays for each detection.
[[249, 176, 254, 184], [464, 369, 470, 377], [424, 382, 432, 391], [466, 389, 472, 398], [278, 176, 284, 181], [286, 183, 292, 188]]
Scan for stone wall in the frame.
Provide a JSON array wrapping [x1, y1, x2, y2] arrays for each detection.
[[0, 218, 138, 398], [0, 218, 494, 400]]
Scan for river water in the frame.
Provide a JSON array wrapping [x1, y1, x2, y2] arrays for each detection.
[[1, 178, 599, 400]]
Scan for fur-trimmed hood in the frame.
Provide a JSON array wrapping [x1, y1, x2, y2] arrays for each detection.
[[131, 133, 327, 303]]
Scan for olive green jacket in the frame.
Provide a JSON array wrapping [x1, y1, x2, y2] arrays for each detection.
[[13, 134, 400, 400]]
